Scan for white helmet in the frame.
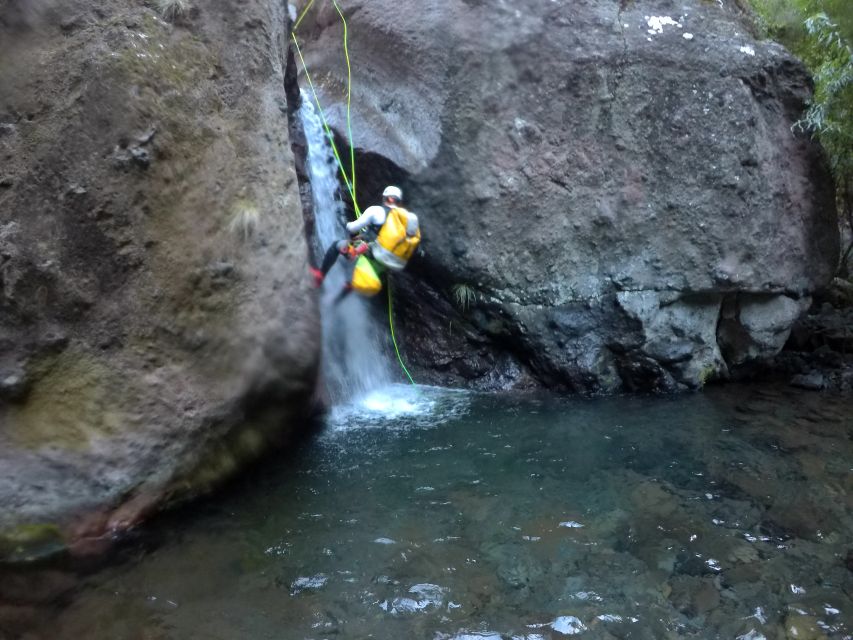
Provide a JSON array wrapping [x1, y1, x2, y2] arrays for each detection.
[[382, 185, 403, 202]]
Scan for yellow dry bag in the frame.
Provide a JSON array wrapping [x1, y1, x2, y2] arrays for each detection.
[[376, 207, 421, 262], [351, 255, 383, 296]]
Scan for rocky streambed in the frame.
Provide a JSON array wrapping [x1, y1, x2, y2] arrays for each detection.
[[3, 383, 851, 640], [0, 0, 848, 612]]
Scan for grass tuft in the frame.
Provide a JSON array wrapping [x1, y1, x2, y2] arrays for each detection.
[[451, 283, 477, 313], [229, 205, 260, 241], [156, 0, 190, 22]]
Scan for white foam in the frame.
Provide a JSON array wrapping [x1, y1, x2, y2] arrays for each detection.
[[290, 574, 328, 594], [552, 617, 587, 635], [327, 384, 471, 432], [596, 614, 623, 623], [528, 616, 587, 635]]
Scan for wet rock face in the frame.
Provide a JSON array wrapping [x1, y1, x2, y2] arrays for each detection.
[[0, 1, 318, 550], [300, 0, 839, 391]]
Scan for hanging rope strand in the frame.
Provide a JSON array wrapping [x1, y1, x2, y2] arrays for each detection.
[[332, 0, 358, 215], [290, 34, 362, 216], [293, 0, 316, 31], [291, 1, 415, 386], [388, 283, 416, 385]]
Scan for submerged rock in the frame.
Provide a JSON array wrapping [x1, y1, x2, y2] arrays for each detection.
[[779, 287, 853, 391], [719, 295, 813, 366], [379, 583, 447, 615], [550, 616, 588, 636], [790, 372, 826, 391], [668, 575, 721, 617], [784, 614, 827, 640]]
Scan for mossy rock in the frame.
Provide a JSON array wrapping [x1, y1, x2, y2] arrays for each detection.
[[7, 348, 126, 450], [0, 524, 66, 565]]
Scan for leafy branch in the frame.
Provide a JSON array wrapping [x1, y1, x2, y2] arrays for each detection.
[[748, 0, 853, 275]]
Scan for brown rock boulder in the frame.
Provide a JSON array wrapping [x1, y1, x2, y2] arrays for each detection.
[[0, 0, 319, 553]]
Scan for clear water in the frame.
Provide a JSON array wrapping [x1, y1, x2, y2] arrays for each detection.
[[36, 384, 852, 639], [298, 93, 393, 404]]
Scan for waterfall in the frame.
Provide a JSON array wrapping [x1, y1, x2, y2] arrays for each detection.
[[298, 92, 393, 405]]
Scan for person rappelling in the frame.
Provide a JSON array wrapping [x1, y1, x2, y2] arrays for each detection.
[[310, 185, 421, 303]]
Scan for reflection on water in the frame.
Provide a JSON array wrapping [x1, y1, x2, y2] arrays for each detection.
[[23, 385, 853, 639]]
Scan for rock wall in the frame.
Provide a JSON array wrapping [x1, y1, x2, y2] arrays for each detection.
[[0, 0, 318, 556], [0, 0, 842, 562], [296, 0, 839, 392]]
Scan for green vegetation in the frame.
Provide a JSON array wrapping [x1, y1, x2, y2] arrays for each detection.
[[451, 283, 478, 313], [229, 201, 261, 241], [746, 0, 853, 274], [698, 363, 717, 387], [156, 0, 190, 22], [0, 523, 65, 564], [8, 348, 124, 450]]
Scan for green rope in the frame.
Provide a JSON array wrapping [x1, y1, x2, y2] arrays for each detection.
[[292, 1, 415, 386], [290, 34, 362, 216], [293, 0, 316, 30], [388, 282, 416, 385], [332, 0, 357, 212]]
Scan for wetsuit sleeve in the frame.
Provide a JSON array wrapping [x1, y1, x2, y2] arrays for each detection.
[[346, 206, 386, 234]]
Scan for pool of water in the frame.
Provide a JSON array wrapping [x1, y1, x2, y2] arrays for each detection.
[[33, 384, 853, 639]]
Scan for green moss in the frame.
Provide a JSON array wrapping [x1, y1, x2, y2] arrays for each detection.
[[0, 524, 66, 564], [237, 428, 265, 458], [114, 16, 214, 93], [189, 447, 240, 492], [8, 349, 125, 450], [698, 364, 717, 387], [168, 405, 304, 503], [179, 436, 256, 495], [110, 14, 221, 166]]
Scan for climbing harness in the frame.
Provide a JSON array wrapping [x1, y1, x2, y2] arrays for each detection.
[[292, 0, 415, 385], [340, 237, 370, 260]]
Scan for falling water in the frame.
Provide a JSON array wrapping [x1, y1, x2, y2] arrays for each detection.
[[298, 92, 393, 405]]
